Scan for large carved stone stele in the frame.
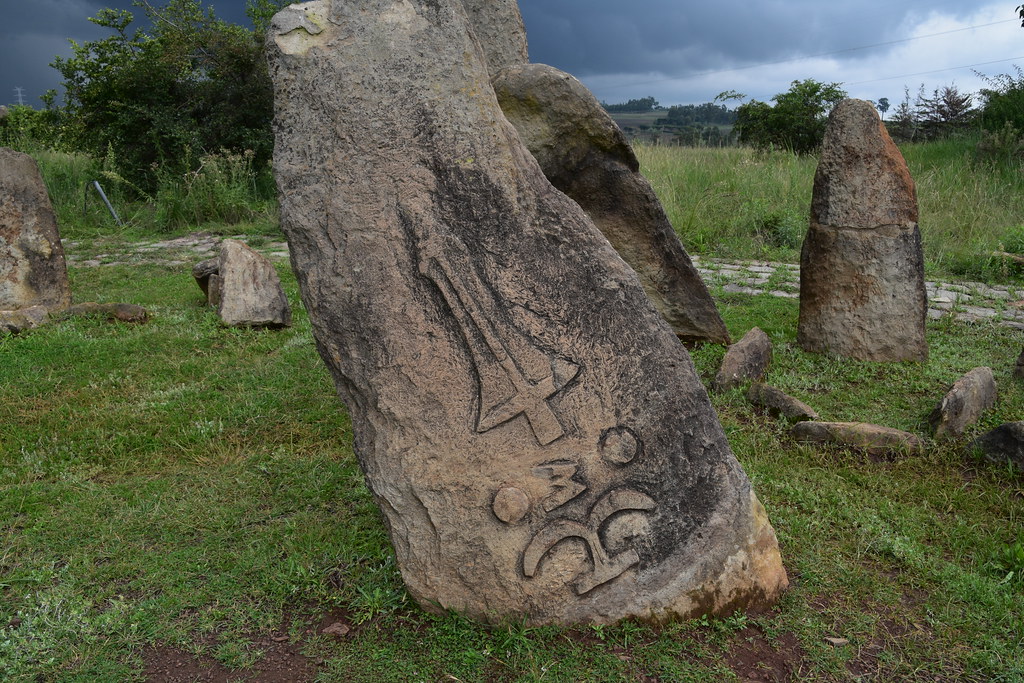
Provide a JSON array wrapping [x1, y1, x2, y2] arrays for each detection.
[[268, 0, 786, 626], [0, 147, 71, 311], [797, 99, 928, 361]]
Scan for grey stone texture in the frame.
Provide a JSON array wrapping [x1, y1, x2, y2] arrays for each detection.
[[216, 239, 291, 328], [797, 99, 928, 362], [971, 422, 1024, 470], [0, 147, 72, 311], [791, 421, 925, 455], [493, 63, 730, 346], [1015, 348, 1024, 379], [193, 257, 219, 304], [747, 383, 819, 423], [459, 0, 528, 75], [713, 327, 772, 393], [268, 0, 786, 626], [928, 367, 996, 440]]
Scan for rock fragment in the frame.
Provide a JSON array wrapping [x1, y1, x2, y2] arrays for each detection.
[[971, 422, 1024, 470], [60, 302, 149, 324], [215, 239, 290, 328], [747, 383, 819, 423], [713, 327, 772, 392], [797, 99, 927, 361], [0, 305, 49, 334], [791, 421, 924, 455], [928, 367, 996, 440]]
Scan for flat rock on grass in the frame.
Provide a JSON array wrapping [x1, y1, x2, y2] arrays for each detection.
[[216, 239, 291, 328], [713, 327, 772, 392], [747, 383, 819, 423], [268, 0, 787, 626], [493, 63, 730, 346], [61, 302, 149, 323], [971, 422, 1024, 470], [0, 304, 49, 334], [0, 147, 72, 311], [791, 421, 925, 455], [928, 367, 996, 440]]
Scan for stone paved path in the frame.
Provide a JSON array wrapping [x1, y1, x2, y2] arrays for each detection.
[[693, 256, 1024, 331], [62, 233, 1024, 331]]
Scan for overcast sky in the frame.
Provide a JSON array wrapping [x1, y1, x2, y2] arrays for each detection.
[[2, 0, 1021, 109]]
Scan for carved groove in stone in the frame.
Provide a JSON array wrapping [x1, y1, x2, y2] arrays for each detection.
[[532, 461, 588, 512], [414, 223, 581, 445], [522, 488, 657, 595]]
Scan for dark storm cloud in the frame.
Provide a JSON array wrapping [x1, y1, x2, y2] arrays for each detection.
[[518, 0, 982, 79]]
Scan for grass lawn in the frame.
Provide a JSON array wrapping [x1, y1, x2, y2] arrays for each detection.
[[2, 252, 1023, 681]]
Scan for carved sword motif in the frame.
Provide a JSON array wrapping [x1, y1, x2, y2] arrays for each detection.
[[414, 223, 580, 446]]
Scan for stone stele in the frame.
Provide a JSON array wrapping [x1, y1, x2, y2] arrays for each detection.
[[0, 147, 72, 311], [493, 64, 730, 346], [797, 99, 927, 362], [268, 0, 787, 626]]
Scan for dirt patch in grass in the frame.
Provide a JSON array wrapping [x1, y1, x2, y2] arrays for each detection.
[[138, 607, 358, 682], [724, 626, 806, 682]]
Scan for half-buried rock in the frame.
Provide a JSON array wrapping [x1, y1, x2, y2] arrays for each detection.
[[0, 147, 72, 311], [216, 239, 290, 328], [268, 0, 786, 626], [493, 64, 730, 346], [797, 99, 927, 361]]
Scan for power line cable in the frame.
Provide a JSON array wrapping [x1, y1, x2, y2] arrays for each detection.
[[599, 18, 1017, 90], [845, 55, 1024, 85]]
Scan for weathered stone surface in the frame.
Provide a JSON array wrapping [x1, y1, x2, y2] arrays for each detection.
[[268, 0, 786, 626], [0, 147, 72, 311], [747, 383, 819, 423], [791, 421, 925, 455], [61, 302, 149, 324], [216, 239, 290, 328], [459, 0, 528, 75], [713, 327, 772, 393], [0, 304, 49, 334], [192, 257, 219, 302], [1014, 348, 1024, 379], [928, 367, 996, 440], [797, 99, 927, 362], [493, 64, 729, 346], [971, 422, 1024, 470]]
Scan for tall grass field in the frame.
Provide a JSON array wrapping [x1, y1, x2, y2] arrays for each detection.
[[1, 138, 1022, 681]]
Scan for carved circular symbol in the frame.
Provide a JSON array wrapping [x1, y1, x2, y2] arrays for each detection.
[[492, 487, 531, 525], [599, 426, 641, 466]]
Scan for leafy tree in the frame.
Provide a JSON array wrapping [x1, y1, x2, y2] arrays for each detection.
[[52, 0, 292, 191], [734, 79, 847, 154], [602, 97, 660, 113], [887, 86, 919, 142], [876, 97, 890, 118], [916, 85, 974, 138], [978, 66, 1024, 133]]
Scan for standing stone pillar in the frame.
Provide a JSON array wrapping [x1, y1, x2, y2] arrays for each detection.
[[797, 99, 927, 361], [268, 0, 786, 626], [0, 147, 72, 311]]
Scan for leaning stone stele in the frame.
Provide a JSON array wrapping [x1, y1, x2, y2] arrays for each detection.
[[797, 99, 928, 361], [492, 64, 730, 345], [268, 0, 786, 626], [0, 147, 72, 311], [216, 239, 291, 328]]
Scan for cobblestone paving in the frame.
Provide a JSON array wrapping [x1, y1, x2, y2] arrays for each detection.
[[693, 256, 1024, 330], [62, 233, 1024, 331]]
